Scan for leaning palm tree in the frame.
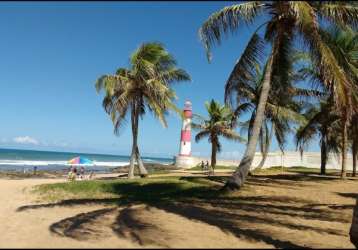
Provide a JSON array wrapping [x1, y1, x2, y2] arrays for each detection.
[[236, 59, 308, 169], [192, 100, 245, 172], [199, 1, 358, 190], [96, 42, 190, 178], [296, 99, 341, 175]]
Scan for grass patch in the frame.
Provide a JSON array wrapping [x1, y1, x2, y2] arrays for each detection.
[[188, 165, 236, 171], [251, 166, 340, 175], [112, 163, 179, 175], [34, 176, 223, 203]]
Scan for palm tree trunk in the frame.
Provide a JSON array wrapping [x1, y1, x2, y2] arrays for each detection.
[[136, 146, 148, 177], [350, 198, 358, 248], [223, 54, 274, 191], [130, 103, 148, 178], [320, 139, 327, 175], [211, 141, 217, 174], [353, 140, 357, 177], [128, 146, 136, 179], [128, 107, 137, 179], [341, 114, 348, 179], [256, 125, 273, 169]]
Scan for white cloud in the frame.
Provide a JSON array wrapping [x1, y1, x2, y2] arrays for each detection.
[[0, 138, 8, 143], [13, 136, 39, 145], [56, 142, 68, 147]]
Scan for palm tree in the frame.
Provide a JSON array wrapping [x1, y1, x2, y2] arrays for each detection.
[[301, 26, 358, 177], [96, 42, 190, 178], [192, 100, 245, 172], [235, 59, 308, 169], [199, 1, 358, 190], [319, 26, 358, 178], [296, 99, 341, 175]]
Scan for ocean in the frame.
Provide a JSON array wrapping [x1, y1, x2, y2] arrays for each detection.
[[0, 148, 174, 173]]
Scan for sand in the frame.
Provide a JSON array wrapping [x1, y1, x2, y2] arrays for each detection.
[[0, 173, 356, 248]]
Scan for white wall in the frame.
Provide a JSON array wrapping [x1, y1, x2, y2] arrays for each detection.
[[178, 151, 354, 170]]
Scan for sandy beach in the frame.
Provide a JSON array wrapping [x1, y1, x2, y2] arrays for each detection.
[[0, 171, 356, 248], [0, 174, 266, 248]]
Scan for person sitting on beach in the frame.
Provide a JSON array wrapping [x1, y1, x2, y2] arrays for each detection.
[[67, 170, 76, 181], [79, 166, 85, 180], [70, 166, 78, 181]]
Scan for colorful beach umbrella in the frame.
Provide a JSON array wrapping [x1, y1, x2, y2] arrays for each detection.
[[68, 156, 93, 165]]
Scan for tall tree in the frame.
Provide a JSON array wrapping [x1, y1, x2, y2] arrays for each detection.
[[235, 60, 308, 169], [199, 1, 358, 190], [192, 100, 245, 172], [296, 99, 341, 175], [301, 26, 358, 177], [96, 42, 190, 178], [318, 26, 358, 178]]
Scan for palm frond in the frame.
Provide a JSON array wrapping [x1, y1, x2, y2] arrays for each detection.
[[314, 1, 358, 29], [195, 130, 210, 143], [199, 1, 265, 60], [224, 33, 265, 108]]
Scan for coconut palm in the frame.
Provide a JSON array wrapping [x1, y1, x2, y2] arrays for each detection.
[[236, 58, 309, 169], [192, 100, 245, 172], [296, 99, 341, 175], [95, 42, 190, 178], [319, 26, 358, 178], [300, 26, 358, 177], [199, 1, 358, 190]]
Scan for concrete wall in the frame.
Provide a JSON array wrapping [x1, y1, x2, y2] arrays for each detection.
[[175, 151, 354, 170]]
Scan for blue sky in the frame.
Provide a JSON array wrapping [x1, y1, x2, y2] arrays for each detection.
[[0, 2, 319, 158]]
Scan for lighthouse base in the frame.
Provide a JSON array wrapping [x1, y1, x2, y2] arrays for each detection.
[[174, 155, 195, 169]]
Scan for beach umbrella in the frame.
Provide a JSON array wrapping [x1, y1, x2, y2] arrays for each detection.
[[68, 156, 93, 165]]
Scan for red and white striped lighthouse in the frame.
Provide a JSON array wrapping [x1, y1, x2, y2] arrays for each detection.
[[179, 100, 192, 156]]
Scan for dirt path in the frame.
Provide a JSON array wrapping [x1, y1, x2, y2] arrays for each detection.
[[0, 177, 268, 248]]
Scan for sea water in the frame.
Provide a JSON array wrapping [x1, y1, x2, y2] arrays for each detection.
[[0, 148, 173, 173]]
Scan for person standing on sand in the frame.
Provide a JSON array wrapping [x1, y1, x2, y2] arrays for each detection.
[[73, 166, 77, 179], [80, 166, 85, 180], [201, 161, 205, 171], [205, 161, 209, 173]]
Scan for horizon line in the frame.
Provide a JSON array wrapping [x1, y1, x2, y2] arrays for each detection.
[[0, 147, 174, 160]]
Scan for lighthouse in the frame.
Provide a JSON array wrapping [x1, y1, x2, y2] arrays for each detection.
[[175, 100, 194, 168], [179, 100, 192, 156]]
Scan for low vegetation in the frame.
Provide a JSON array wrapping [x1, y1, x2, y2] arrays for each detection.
[[188, 165, 236, 171], [0, 171, 63, 179], [34, 176, 223, 203]]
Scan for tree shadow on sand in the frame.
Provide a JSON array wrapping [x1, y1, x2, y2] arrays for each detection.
[[17, 175, 356, 248]]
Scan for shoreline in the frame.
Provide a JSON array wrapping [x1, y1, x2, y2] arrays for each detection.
[[0, 163, 179, 180]]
